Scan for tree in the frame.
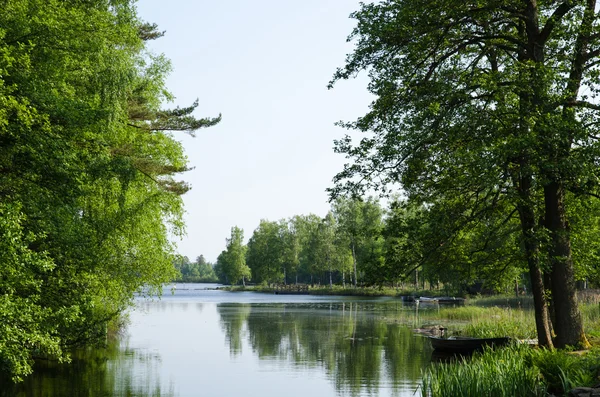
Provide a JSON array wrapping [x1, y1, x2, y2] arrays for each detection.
[[305, 212, 341, 287], [332, 197, 384, 287], [294, 214, 325, 284], [172, 255, 217, 282], [0, 0, 219, 380], [195, 255, 218, 282], [330, 0, 600, 348], [246, 220, 284, 285], [384, 198, 524, 292], [218, 227, 250, 286]]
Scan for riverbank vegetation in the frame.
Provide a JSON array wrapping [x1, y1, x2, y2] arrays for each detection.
[[0, 0, 218, 382], [422, 345, 600, 397], [416, 298, 600, 396]]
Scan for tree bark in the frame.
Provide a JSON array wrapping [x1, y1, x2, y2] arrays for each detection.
[[544, 181, 588, 348], [516, 172, 554, 348]]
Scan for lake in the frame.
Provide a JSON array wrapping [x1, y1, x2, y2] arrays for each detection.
[[4, 284, 436, 396]]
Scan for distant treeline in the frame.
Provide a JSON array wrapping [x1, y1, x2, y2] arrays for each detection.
[[173, 255, 218, 283], [208, 196, 600, 294]]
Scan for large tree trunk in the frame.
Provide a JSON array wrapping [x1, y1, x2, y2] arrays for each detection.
[[514, 13, 555, 348], [516, 170, 553, 348], [544, 181, 588, 348]]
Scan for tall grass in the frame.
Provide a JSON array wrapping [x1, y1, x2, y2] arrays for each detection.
[[529, 348, 600, 395], [427, 305, 536, 339], [462, 307, 536, 339], [422, 345, 600, 397], [422, 345, 545, 397]]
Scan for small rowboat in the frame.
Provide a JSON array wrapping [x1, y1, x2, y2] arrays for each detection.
[[415, 296, 466, 305], [429, 336, 512, 353]]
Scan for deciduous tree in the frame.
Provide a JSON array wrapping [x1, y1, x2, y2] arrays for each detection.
[[330, 0, 600, 348]]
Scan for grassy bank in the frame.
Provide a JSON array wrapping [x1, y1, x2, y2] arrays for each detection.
[[422, 345, 600, 397], [421, 300, 600, 396]]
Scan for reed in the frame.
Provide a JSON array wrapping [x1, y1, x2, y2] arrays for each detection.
[[529, 347, 600, 395], [462, 307, 536, 339], [422, 305, 536, 339], [422, 345, 546, 397]]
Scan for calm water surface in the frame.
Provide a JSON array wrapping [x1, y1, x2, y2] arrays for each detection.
[[6, 284, 436, 396]]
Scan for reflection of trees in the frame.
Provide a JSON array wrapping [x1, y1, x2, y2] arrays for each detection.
[[218, 303, 251, 356], [217, 302, 430, 396], [1, 340, 174, 397]]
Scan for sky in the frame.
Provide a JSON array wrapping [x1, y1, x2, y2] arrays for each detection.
[[136, 0, 373, 263]]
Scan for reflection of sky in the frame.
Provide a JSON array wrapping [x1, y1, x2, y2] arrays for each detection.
[[124, 284, 428, 397]]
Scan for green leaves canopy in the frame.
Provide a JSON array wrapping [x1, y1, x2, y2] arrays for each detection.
[[0, 0, 219, 380], [330, 0, 600, 347]]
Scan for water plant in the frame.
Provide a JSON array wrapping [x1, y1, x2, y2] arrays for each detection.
[[421, 345, 546, 397], [461, 307, 536, 339], [529, 348, 600, 395]]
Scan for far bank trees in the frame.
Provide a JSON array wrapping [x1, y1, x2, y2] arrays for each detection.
[[216, 227, 251, 286]]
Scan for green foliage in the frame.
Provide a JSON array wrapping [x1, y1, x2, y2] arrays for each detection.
[[216, 227, 250, 285], [329, 0, 600, 347], [382, 199, 524, 292], [0, 204, 64, 381], [0, 0, 218, 381], [422, 345, 546, 397], [246, 220, 285, 284], [529, 348, 600, 395], [173, 255, 218, 283], [332, 196, 384, 286]]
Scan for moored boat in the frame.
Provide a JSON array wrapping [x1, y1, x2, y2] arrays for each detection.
[[415, 296, 465, 305], [428, 336, 512, 353]]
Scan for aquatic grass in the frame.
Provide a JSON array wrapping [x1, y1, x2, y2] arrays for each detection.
[[462, 308, 536, 339], [422, 344, 545, 397], [529, 348, 600, 395], [428, 305, 533, 337]]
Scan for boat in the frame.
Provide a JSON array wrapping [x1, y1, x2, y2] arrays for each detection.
[[416, 296, 439, 303], [428, 336, 512, 353], [415, 296, 465, 305]]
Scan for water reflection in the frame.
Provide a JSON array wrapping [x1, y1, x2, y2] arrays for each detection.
[[4, 287, 434, 397], [217, 302, 430, 396], [1, 342, 174, 397]]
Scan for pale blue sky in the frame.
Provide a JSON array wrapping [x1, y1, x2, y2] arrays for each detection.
[[136, 0, 372, 262]]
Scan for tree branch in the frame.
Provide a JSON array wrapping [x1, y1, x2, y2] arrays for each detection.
[[539, 1, 577, 45]]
